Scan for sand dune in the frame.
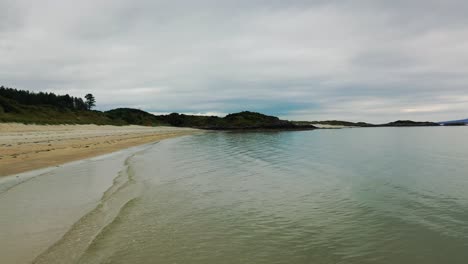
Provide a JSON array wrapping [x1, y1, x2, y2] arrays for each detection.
[[0, 123, 200, 176]]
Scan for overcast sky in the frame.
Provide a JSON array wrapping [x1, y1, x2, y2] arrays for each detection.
[[1, 0, 467, 122]]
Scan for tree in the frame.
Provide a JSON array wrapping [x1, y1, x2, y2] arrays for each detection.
[[0, 86, 95, 111], [84, 93, 96, 110]]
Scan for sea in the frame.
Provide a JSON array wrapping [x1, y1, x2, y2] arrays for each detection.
[[1, 127, 468, 264]]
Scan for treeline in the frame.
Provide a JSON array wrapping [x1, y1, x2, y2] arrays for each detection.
[[157, 111, 316, 129], [0, 86, 316, 129], [0, 86, 93, 111]]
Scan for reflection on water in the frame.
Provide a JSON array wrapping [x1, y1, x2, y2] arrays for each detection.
[[6, 128, 468, 263], [77, 128, 468, 264]]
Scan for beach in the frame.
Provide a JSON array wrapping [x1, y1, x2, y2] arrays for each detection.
[[0, 123, 199, 177], [0, 123, 200, 264]]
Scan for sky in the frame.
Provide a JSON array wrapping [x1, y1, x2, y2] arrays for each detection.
[[1, 0, 467, 123]]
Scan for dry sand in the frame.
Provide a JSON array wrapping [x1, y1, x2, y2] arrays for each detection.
[[0, 123, 200, 176]]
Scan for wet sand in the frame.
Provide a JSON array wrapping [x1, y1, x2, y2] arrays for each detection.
[[0, 142, 155, 264], [0, 123, 199, 176], [0, 124, 200, 263]]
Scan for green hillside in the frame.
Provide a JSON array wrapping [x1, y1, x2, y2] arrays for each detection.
[[0, 95, 123, 125], [154, 111, 313, 130], [0, 87, 315, 130], [105, 108, 166, 126]]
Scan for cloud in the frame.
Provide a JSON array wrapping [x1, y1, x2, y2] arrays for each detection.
[[1, 0, 468, 122]]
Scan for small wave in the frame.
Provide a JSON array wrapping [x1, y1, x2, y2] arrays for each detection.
[[32, 149, 146, 264], [76, 198, 141, 264]]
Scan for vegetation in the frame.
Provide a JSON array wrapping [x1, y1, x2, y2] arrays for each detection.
[[85, 94, 96, 110], [0, 86, 120, 124], [106, 108, 165, 126], [152, 111, 315, 130], [0, 95, 122, 125], [0, 87, 315, 129], [0, 86, 451, 129], [1, 86, 88, 111]]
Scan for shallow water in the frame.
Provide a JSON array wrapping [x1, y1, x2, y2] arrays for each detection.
[[0, 143, 154, 264], [3, 127, 468, 263]]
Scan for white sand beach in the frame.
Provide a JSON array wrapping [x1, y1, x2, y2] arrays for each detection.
[[0, 123, 199, 176], [0, 123, 200, 263]]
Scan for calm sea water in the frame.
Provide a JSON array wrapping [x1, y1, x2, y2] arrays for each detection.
[[28, 128, 468, 263]]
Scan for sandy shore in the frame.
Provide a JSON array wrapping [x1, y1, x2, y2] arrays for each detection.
[[0, 123, 200, 176]]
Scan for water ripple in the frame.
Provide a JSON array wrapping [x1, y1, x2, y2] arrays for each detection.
[[78, 129, 468, 264]]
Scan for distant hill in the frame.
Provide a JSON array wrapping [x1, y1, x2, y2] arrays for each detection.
[[439, 118, 468, 126], [379, 120, 440, 127], [154, 111, 316, 130], [105, 108, 166, 126], [295, 119, 443, 128]]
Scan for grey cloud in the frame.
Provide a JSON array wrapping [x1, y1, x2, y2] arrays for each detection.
[[1, 0, 468, 123]]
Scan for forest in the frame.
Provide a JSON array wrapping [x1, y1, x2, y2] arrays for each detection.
[[0, 86, 94, 111]]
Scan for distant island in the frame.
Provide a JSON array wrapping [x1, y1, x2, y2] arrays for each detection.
[[439, 118, 468, 126], [294, 119, 441, 127], [1, 86, 464, 129]]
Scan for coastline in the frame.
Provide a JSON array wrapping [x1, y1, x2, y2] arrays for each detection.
[[0, 126, 198, 264], [0, 123, 200, 177]]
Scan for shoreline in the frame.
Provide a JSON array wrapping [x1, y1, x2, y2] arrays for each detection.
[[0, 139, 162, 264], [0, 123, 200, 177], [0, 126, 198, 264]]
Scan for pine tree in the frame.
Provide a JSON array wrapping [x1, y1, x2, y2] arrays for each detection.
[[84, 93, 96, 110]]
